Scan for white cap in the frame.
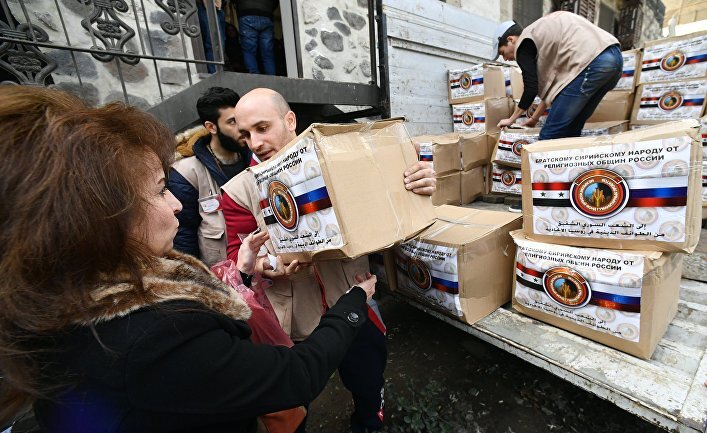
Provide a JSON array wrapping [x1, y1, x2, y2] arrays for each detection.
[[491, 20, 517, 60]]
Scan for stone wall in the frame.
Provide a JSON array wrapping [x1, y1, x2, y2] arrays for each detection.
[[6, 0, 201, 108], [298, 0, 373, 83]]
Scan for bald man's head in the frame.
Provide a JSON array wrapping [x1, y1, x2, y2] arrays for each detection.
[[235, 88, 297, 161]]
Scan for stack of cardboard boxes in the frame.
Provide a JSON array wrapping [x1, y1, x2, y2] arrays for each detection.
[[512, 120, 702, 359], [411, 132, 488, 206]]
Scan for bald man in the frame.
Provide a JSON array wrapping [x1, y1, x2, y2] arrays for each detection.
[[221, 88, 435, 433]]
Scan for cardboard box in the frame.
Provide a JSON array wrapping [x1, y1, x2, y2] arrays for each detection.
[[580, 120, 629, 136], [510, 66, 524, 100], [413, 133, 461, 175], [432, 171, 461, 206], [452, 98, 513, 134], [494, 128, 542, 167], [448, 63, 514, 104], [631, 78, 707, 125], [702, 162, 707, 204], [369, 250, 398, 292], [701, 115, 707, 159], [493, 122, 628, 168], [639, 31, 707, 85], [614, 49, 642, 91], [587, 91, 634, 122], [395, 205, 522, 324], [514, 97, 549, 127], [250, 119, 436, 261], [490, 163, 522, 195], [521, 119, 703, 253], [461, 166, 485, 204], [511, 230, 683, 359], [459, 132, 490, 170]]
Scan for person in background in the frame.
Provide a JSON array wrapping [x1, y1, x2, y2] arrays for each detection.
[[236, 0, 278, 75], [197, 0, 227, 74], [0, 85, 376, 433], [221, 88, 437, 433], [225, 23, 247, 72], [169, 87, 251, 266], [494, 13, 623, 140]]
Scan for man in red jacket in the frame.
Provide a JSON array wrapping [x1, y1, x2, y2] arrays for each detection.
[[221, 88, 435, 433]]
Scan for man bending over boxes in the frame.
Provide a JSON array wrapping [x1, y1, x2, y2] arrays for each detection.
[[220, 88, 436, 433], [493, 12, 623, 139]]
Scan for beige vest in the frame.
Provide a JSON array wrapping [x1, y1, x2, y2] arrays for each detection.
[[516, 11, 619, 104], [222, 170, 370, 341], [172, 156, 228, 266]]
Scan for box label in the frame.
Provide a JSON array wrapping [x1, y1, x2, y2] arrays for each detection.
[[701, 117, 707, 159], [491, 164, 522, 195], [615, 50, 638, 90], [453, 103, 485, 133], [449, 65, 485, 101], [496, 130, 540, 165], [396, 240, 462, 316], [640, 33, 707, 83], [514, 96, 549, 126], [637, 81, 706, 121], [528, 137, 692, 242], [514, 238, 644, 342], [419, 142, 434, 170], [251, 137, 344, 253], [702, 163, 707, 202]]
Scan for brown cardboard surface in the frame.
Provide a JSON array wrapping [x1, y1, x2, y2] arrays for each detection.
[[587, 91, 634, 122], [250, 119, 436, 262], [395, 206, 522, 325], [521, 119, 703, 253], [412, 133, 462, 175], [510, 230, 682, 359], [369, 250, 398, 292], [459, 131, 490, 170], [448, 63, 510, 104], [432, 171, 461, 206], [631, 78, 707, 125], [510, 66, 524, 100], [461, 166, 485, 204]]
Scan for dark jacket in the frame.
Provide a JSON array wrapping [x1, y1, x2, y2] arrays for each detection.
[[168, 135, 250, 263], [237, 0, 278, 18], [34, 251, 367, 433]]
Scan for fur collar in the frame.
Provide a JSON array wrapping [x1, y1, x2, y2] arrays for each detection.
[[74, 251, 251, 326]]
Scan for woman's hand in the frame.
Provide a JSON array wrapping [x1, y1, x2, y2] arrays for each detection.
[[353, 272, 377, 301], [237, 230, 270, 275]]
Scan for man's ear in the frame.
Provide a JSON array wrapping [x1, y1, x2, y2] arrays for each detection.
[[204, 121, 218, 135], [285, 111, 297, 133]]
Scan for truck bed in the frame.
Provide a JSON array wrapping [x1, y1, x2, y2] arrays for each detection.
[[393, 200, 707, 432]]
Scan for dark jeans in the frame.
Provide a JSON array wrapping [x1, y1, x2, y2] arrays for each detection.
[[238, 15, 276, 75], [295, 300, 387, 433], [197, 3, 226, 74], [539, 44, 623, 140]]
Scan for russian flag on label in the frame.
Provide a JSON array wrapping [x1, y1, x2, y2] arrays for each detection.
[[515, 263, 641, 312], [621, 69, 635, 78], [260, 177, 333, 227], [640, 95, 705, 109], [419, 143, 433, 162]]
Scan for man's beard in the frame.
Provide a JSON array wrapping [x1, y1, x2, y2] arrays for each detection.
[[216, 129, 249, 160]]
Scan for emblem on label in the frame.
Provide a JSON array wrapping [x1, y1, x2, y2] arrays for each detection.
[[407, 257, 432, 291], [461, 110, 474, 126], [459, 72, 472, 90], [512, 139, 528, 157], [268, 180, 299, 231], [570, 169, 629, 219], [501, 171, 516, 186], [542, 266, 592, 309], [658, 91, 683, 111], [660, 50, 686, 72]]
